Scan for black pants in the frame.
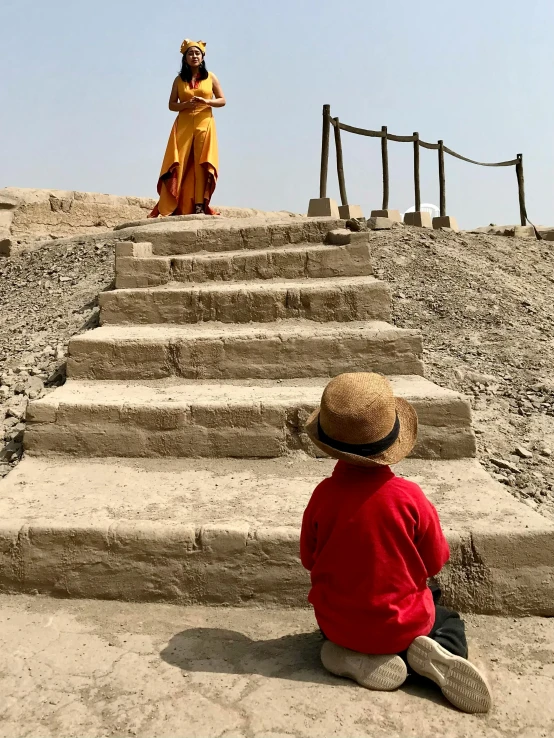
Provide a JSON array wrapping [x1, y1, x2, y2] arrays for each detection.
[[399, 585, 468, 661]]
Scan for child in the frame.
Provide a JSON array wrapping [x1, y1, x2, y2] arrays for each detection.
[[301, 372, 492, 714]]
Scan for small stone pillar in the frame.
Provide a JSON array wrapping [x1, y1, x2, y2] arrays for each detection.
[[338, 204, 364, 219], [368, 217, 394, 231], [404, 211, 432, 228], [370, 209, 402, 222], [307, 198, 340, 218], [432, 216, 459, 232], [513, 225, 535, 239]]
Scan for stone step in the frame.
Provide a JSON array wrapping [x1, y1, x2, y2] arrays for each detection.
[[67, 321, 424, 380], [0, 455, 551, 615], [24, 376, 474, 460], [114, 241, 372, 288], [114, 216, 344, 256], [98, 276, 391, 325]]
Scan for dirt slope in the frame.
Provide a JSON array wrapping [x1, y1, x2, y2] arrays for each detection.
[[372, 225, 554, 519], [1, 224, 553, 519]]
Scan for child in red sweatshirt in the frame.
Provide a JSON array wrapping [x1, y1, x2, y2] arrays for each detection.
[[302, 372, 492, 714]]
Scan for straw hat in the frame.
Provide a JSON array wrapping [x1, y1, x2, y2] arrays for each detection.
[[305, 373, 418, 467]]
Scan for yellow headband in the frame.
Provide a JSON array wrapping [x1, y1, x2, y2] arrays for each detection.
[[180, 39, 206, 56]]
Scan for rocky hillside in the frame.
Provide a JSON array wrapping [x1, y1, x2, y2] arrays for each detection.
[[1, 222, 553, 521], [0, 237, 114, 473], [372, 225, 554, 520]]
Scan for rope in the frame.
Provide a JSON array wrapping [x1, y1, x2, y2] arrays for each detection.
[[521, 207, 543, 240], [442, 146, 518, 168], [329, 115, 518, 167], [385, 133, 418, 143], [331, 120, 382, 138]]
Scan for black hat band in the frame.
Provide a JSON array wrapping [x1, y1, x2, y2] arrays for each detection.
[[317, 413, 400, 457]]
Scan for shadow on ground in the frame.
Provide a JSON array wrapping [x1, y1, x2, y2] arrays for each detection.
[[160, 627, 451, 709]]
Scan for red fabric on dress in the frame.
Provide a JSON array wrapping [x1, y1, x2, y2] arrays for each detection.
[[300, 461, 450, 654]]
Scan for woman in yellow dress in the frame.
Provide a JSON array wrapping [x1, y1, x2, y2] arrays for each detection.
[[149, 40, 226, 217]]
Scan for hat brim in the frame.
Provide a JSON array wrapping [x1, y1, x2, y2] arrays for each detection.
[[305, 397, 418, 467]]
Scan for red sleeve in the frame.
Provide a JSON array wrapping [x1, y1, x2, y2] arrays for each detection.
[[414, 495, 450, 577], [300, 494, 318, 572]]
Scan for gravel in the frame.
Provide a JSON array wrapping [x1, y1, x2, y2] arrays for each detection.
[[0, 238, 114, 475], [372, 225, 554, 520]]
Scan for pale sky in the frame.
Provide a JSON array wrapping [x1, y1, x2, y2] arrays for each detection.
[[1, 0, 553, 228]]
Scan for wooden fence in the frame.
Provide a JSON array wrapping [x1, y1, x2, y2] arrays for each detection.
[[319, 104, 528, 226]]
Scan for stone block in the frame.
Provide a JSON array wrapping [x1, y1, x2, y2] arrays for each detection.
[[338, 204, 364, 219], [25, 401, 58, 424], [115, 241, 153, 258], [404, 211, 432, 228], [513, 225, 535, 239], [326, 229, 351, 245], [307, 198, 339, 218], [112, 520, 196, 555], [348, 231, 370, 243], [115, 256, 170, 288], [200, 523, 249, 555], [432, 216, 460, 232], [368, 217, 394, 231], [370, 209, 402, 222]]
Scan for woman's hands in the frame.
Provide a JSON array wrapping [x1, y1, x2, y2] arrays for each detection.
[[169, 98, 208, 112], [167, 75, 226, 112], [168, 78, 210, 112], [181, 99, 204, 109]]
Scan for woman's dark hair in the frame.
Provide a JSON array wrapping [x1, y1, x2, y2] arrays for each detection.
[[179, 53, 209, 83]]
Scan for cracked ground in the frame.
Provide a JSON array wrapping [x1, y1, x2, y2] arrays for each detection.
[[0, 595, 552, 738]]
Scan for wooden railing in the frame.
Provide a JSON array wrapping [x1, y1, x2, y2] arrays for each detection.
[[319, 104, 529, 226]]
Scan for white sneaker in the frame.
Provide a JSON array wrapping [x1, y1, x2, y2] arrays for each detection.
[[321, 640, 408, 691], [407, 636, 492, 713]]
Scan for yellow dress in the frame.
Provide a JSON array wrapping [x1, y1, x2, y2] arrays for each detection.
[[150, 73, 219, 216]]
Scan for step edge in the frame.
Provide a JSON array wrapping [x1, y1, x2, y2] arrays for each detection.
[[68, 321, 422, 343], [1, 515, 552, 615], [100, 275, 385, 297], [28, 375, 467, 403], [120, 241, 367, 262]]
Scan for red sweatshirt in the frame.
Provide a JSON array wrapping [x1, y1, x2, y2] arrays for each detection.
[[300, 461, 450, 654]]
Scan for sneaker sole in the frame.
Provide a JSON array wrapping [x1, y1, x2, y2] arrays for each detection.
[[321, 641, 407, 691], [407, 636, 492, 713]]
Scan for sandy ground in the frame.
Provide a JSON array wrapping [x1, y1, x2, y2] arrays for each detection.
[[0, 595, 551, 738]]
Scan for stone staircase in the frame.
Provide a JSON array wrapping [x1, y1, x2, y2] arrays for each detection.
[[1, 215, 553, 614]]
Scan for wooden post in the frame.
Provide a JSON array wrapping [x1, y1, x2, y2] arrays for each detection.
[[413, 132, 421, 212], [438, 140, 446, 217], [516, 154, 526, 227], [381, 126, 389, 210], [334, 117, 348, 206], [319, 104, 331, 199]]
